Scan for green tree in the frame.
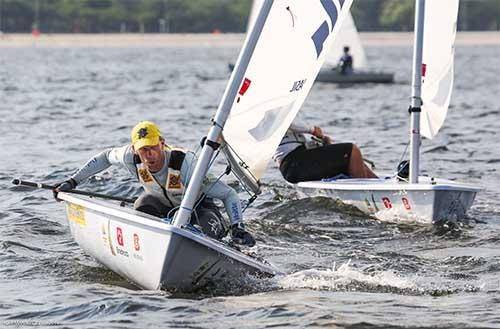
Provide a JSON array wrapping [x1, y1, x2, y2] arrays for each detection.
[[0, 0, 497, 33], [459, 0, 499, 30], [351, 0, 385, 31], [380, 0, 414, 31]]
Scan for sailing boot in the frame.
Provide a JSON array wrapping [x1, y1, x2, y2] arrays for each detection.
[[231, 223, 256, 247]]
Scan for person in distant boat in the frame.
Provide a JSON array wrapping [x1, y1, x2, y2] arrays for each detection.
[[54, 121, 256, 247], [273, 120, 377, 183], [338, 46, 353, 75]]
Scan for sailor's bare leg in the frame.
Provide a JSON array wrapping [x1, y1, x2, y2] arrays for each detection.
[[349, 145, 378, 178]]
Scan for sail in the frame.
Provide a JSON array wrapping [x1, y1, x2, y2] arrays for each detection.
[[222, 0, 354, 193], [323, 12, 367, 70], [247, 0, 265, 31], [420, 0, 459, 139]]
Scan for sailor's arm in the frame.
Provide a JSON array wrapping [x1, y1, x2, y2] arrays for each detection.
[[289, 121, 332, 144], [56, 145, 134, 192], [69, 150, 113, 185]]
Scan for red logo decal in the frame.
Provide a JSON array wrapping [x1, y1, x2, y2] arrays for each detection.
[[422, 63, 427, 77], [402, 197, 411, 210], [382, 197, 392, 209], [134, 233, 140, 251], [238, 78, 251, 96], [116, 227, 124, 246]]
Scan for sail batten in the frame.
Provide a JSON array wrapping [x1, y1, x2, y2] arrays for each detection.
[[223, 0, 354, 192]]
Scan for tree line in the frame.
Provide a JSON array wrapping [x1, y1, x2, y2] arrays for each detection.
[[0, 0, 498, 33]]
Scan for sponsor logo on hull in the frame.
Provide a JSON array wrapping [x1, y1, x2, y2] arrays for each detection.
[[67, 203, 86, 226], [132, 233, 143, 261], [402, 197, 412, 211], [134, 233, 140, 251], [382, 197, 393, 209], [117, 227, 124, 246], [115, 246, 129, 258]]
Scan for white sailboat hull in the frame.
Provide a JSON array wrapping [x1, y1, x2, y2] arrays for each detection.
[[316, 68, 394, 84], [296, 176, 480, 223], [59, 193, 279, 292]]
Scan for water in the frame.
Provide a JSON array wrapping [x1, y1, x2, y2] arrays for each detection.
[[1, 40, 500, 328]]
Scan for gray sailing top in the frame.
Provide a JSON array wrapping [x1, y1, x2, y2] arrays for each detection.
[[273, 121, 312, 164], [70, 145, 243, 224]]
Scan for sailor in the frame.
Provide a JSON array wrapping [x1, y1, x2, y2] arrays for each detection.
[[338, 46, 353, 75], [55, 121, 256, 247], [273, 120, 377, 183]]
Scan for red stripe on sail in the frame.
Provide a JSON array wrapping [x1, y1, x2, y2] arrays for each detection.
[[239, 78, 251, 95]]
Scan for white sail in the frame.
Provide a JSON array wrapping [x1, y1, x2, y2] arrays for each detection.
[[223, 0, 354, 192], [247, 0, 265, 31], [323, 12, 367, 70], [420, 0, 459, 139]]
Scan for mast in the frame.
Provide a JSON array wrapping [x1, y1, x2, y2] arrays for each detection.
[[409, 0, 425, 184], [172, 0, 273, 227]]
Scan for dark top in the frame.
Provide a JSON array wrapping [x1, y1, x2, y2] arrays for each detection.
[[339, 54, 353, 75]]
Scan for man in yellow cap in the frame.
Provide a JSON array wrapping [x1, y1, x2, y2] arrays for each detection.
[[55, 121, 256, 246]]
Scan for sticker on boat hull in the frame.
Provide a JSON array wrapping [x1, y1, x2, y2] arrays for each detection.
[[67, 203, 86, 226], [402, 197, 412, 211], [133, 233, 143, 261], [117, 227, 124, 246], [134, 233, 140, 251], [107, 220, 116, 256], [382, 197, 393, 209]]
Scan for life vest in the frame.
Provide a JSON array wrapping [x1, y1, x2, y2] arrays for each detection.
[[134, 149, 186, 208], [279, 130, 323, 150], [279, 130, 307, 147]]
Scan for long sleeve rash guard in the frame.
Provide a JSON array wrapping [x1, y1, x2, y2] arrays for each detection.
[[70, 145, 243, 224]]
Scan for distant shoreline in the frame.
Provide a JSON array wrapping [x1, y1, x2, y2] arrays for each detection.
[[0, 32, 499, 48]]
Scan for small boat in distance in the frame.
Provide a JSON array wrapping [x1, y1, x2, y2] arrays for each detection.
[[316, 12, 394, 84]]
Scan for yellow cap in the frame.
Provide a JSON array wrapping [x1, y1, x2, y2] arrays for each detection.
[[131, 121, 161, 150]]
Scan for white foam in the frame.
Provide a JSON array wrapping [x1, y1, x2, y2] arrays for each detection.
[[277, 260, 413, 291]]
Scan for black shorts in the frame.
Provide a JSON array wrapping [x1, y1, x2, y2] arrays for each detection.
[[279, 143, 353, 183]]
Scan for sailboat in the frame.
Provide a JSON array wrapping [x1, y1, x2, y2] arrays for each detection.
[[56, 0, 355, 292], [231, 1, 394, 84], [315, 12, 394, 84], [296, 0, 481, 223]]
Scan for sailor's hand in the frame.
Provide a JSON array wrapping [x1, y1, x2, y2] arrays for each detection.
[[311, 126, 324, 139], [323, 135, 333, 144], [231, 223, 256, 247], [53, 178, 77, 201]]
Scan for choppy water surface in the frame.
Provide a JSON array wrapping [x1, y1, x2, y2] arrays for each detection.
[[1, 40, 499, 328]]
